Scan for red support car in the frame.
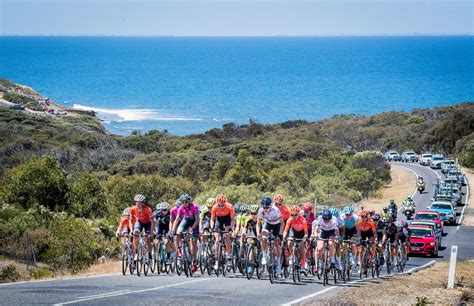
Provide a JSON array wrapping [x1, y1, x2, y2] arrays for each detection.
[[408, 225, 439, 257], [414, 210, 443, 234]]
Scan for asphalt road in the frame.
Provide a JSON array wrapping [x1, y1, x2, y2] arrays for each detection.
[[0, 163, 470, 306]]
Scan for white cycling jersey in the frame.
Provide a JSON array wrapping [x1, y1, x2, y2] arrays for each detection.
[[257, 206, 282, 225], [312, 216, 339, 231]]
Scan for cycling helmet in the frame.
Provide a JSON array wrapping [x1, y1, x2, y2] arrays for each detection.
[[360, 209, 369, 217], [260, 196, 272, 207], [389, 199, 395, 205], [249, 205, 259, 214], [179, 193, 193, 203], [241, 205, 250, 213], [234, 204, 241, 213], [386, 217, 393, 223], [343, 205, 354, 215], [329, 207, 340, 218], [134, 194, 146, 203], [290, 205, 300, 214], [406, 196, 412, 200], [160, 202, 170, 210], [321, 209, 332, 220], [368, 208, 375, 216], [216, 194, 227, 205], [383, 207, 388, 212], [206, 197, 215, 208], [122, 207, 131, 217], [371, 213, 381, 222], [403, 222, 409, 229], [303, 202, 313, 212], [273, 194, 284, 204]]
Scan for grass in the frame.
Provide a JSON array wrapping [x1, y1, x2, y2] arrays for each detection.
[[306, 261, 474, 305], [359, 165, 416, 212]]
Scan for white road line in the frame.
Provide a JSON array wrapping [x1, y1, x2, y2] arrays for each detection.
[[457, 175, 470, 230], [76, 290, 131, 300], [0, 273, 121, 287], [281, 260, 436, 306], [53, 278, 212, 305]]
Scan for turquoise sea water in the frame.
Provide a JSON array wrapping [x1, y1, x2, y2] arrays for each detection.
[[0, 36, 473, 135]]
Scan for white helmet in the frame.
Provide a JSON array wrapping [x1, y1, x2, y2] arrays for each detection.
[[134, 194, 146, 203], [159, 202, 170, 210], [122, 207, 131, 217]]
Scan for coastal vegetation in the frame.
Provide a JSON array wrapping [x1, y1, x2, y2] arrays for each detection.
[[0, 78, 472, 275]]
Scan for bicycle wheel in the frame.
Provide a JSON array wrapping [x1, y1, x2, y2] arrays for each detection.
[[292, 247, 299, 283], [156, 245, 161, 275], [359, 250, 366, 279], [149, 245, 156, 274], [245, 245, 254, 280], [137, 246, 143, 277], [322, 257, 328, 286], [268, 260, 274, 284], [175, 249, 182, 276], [143, 251, 149, 276], [121, 248, 128, 276], [221, 245, 227, 277], [397, 252, 403, 273], [199, 246, 206, 275], [232, 243, 239, 274]]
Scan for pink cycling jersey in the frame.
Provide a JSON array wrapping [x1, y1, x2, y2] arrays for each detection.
[[177, 203, 199, 220], [170, 207, 179, 218]]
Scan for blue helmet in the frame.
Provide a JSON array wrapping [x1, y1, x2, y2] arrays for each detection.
[[343, 205, 354, 215], [260, 196, 272, 207], [322, 209, 332, 220], [329, 207, 340, 218]]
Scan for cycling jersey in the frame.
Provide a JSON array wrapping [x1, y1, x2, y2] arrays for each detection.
[[200, 207, 212, 228], [258, 206, 282, 225], [284, 215, 308, 234], [152, 210, 170, 236], [276, 204, 291, 221], [130, 205, 153, 225], [177, 203, 199, 220], [357, 219, 376, 233], [117, 217, 131, 234], [312, 216, 339, 231], [211, 203, 235, 219], [237, 214, 251, 227], [170, 207, 179, 219], [340, 214, 358, 229]]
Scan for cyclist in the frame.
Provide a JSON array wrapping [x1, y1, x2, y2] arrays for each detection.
[[169, 199, 181, 232], [372, 213, 386, 266], [397, 220, 410, 262], [355, 209, 376, 273], [388, 200, 398, 220], [283, 205, 308, 274], [382, 217, 398, 270], [243, 205, 260, 274], [312, 208, 340, 272], [234, 205, 251, 250], [129, 194, 153, 262], [329, 207, 343, 271], [274, 194, 291, 227], [302, 202, 315, 237], [115, 207, 132, 245], [340, 205, 358, 266], [211, 194, 235, 269], [171, 193, 200, 272], [256, 196, 284, 277], [382, 207, 390, 219], [152, 202, 173, 263], [199, 197, 214, 245]]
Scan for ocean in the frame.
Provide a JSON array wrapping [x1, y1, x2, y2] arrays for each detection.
[[0, 36, 473, 135]]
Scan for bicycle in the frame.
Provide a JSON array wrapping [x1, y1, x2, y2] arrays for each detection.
[[199, 231, 214, 276], [290, 238, 305, 283], [154, 234, 170, 274], [358, 239, 375, 279], [262, 232, 279, 284], [396, 240, 406, 272], [244, 234, 261, 280], [120, 234, 133, 275], [175, 231, 194, 278], [383, 240, 394, 275], [281, 238, 290, 279], [214, 229, 230, 277], [315, 238, 337, 286], [136, 233, 151, 277], [341, 239, 356, 281]]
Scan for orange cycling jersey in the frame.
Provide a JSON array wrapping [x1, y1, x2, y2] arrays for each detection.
[[357, 219, 376, 232], [118, 217, 131, 231], [130, 205, 153, 224], [278, 204, 291, 221], [211, 203, 235, 219], [284, 215, 308, 234]]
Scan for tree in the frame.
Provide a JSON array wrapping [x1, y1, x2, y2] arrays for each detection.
[[68, 173, 107, 218], [225, 149, 266, 186], [2, 155, 68, 211]]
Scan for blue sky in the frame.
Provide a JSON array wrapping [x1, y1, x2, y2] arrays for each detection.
[[1, 0, 472, 36]]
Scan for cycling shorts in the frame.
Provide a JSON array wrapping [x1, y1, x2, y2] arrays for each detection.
[[360, 229, 374, 240], [177, 218, 199, 240], [344, 227, 357, 240], [399, 234, 407, 244], [134, 221, 152, 235], [214, 214, 232, 231], [156, 223, 169, 236], [386, 234, 397, 244], [263, 222, 281, 238], [319, 229, 336, 240], [289, 229, 305, 240]]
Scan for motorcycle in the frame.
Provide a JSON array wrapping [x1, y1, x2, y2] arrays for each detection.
[[402, 205, 415, 220], [417, 182, 425, 194]]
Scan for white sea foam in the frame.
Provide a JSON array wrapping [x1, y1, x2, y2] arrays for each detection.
[[72, 104, 203, 122]]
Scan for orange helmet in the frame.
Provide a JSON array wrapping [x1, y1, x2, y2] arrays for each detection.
[[273, 194, 284, 204], [216, 194, 227, 205], [360, 209, 369, 217], [303, 202, 313, 211], [290, 205, 300, 214]]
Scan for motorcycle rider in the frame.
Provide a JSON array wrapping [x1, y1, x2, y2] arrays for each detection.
[[401, 196, 415, 219], [388, 200, 397, 220], [417, 175, 425, 184]]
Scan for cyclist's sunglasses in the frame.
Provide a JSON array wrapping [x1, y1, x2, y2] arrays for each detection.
[[345, 213, 352, 216], [250, 212, 257, 215], [360, 215, 368, 218], [161, 208, 168, 211], [291, 213, 299, 217], [263, 206, 271, 210]]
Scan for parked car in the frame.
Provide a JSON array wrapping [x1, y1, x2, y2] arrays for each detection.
[[53, 109, 68, 115], [430, 154, 445, 169], [408, 225, 439, 257], [409, 220, 442, 246], [419, 153, 432, 166], [414, 210, 443, 234], [433, 193, 456, 207], [448, 169, 466, 186], [439, 185, 463, 206], [9, 104, 25, 110], [384, 150, 401, 161], [427, 201, 456, 225], [441, 160, 456, 174], [443, 176, 462, 189], [401, 150, 418, 162]]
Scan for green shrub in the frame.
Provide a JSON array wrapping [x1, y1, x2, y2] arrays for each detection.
[[29, 267, 54, 279], [0, 264, 20, 283], [68, 173, 107, 218]]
